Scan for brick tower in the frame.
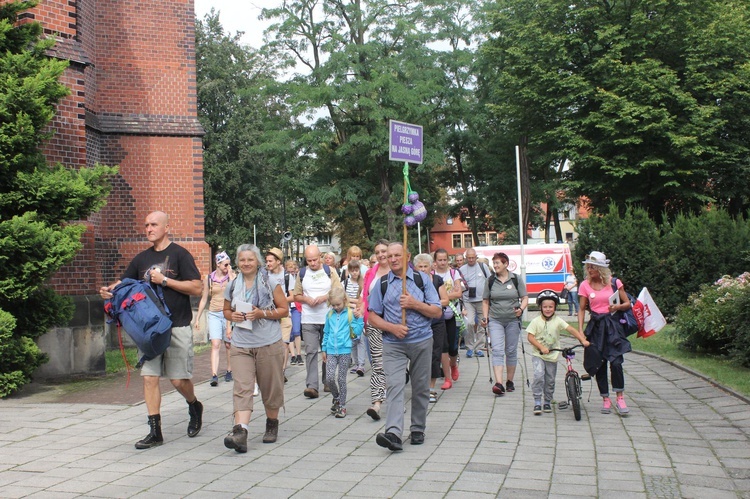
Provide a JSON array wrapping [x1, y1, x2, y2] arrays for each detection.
[[10, 0, 209, 377]]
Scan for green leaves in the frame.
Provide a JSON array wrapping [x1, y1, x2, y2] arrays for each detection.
[[0, 2, 113, 397]]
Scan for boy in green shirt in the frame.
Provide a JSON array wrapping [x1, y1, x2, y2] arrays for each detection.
[[526, 291, 589, 415]]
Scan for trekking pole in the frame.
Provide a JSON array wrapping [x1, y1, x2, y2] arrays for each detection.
[[518, 318, 530, 388], [484, 324, 493, 383]]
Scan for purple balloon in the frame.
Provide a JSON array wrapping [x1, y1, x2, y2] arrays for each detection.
[[408, 192, 420, 203], [404, 215, 417, 227], [401, 203, 414, 215], [412, 201, 427, 222]]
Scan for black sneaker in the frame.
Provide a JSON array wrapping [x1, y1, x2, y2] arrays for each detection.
[[410, 432, 425, 445], [533, 405, 542, 415], [505, 380, 515, 392], [492, 383, 505, 396], [224, 424, 248, 453], [187, 400, 203, 437], [210, 375, 218, 387], [376, 432, 403, 451], [543, 403, 552, 413]]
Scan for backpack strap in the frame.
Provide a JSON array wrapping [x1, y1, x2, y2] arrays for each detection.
[[479, 263, 489, 278], [380, 271, 427, 300]]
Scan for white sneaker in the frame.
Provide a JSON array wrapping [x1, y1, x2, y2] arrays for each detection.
[[253, 383, 260, 397]]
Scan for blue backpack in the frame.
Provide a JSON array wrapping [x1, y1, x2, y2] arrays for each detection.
[[611, 278, 638, 336], [105, 278, 172, 368]]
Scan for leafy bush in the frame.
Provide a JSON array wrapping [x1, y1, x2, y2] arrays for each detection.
[[673, 273, 750, 367], [576, 204, 750, 318]]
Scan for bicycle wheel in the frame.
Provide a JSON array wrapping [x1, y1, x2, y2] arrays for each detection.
[[566, 375, 581, 421]]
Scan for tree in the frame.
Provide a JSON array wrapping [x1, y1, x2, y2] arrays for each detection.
[[262, 0, 455, 243], [0, 1, 114, 397], [478, 0, 750, 222], [196, 11, 311, 254]]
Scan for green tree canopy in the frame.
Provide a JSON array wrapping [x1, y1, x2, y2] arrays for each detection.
[[478, 0, 750, 222], [0, 1, 114, 397]]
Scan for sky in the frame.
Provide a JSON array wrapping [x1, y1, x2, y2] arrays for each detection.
[[194, 0, 277, 49]]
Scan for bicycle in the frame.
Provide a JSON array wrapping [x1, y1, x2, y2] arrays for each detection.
[[549, 344, 590, 421]]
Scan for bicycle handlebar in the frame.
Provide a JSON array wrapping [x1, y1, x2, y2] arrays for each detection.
[[549, 344, 585, 357]]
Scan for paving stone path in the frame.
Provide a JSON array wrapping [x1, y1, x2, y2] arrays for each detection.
[[1, 334, 748, 498]]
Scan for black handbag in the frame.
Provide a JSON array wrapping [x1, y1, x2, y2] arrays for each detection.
[[560, 287, 570, 300]]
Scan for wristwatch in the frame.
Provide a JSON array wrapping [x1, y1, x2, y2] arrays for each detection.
[[161, 277, 168, 287]]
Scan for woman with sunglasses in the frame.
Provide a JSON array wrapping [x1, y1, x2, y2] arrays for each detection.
[[194, 251, 235, 386]]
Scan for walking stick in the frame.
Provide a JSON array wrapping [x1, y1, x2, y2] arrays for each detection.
[[518, 318, 530, 387], [483, 324, 493, 383]]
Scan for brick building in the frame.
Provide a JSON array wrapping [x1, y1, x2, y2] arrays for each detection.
[[9, 0, 209, 377]]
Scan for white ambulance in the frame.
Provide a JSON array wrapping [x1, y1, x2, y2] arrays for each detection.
[[472, 244, 573, 303]]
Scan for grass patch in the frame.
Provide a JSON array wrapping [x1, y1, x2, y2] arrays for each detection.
[[630, 326, 750, 397], [106, 343, 212, 374]]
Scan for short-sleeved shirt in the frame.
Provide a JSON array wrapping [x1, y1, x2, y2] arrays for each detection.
[[579, 279, 621, 314], [430, 274, 445, 325], [527, 315, 568, 362], [122, 243, 200, 327], [267, 268, 285, 291], [367, 268, 441, 344], [482, 273, 527, 323], [293, 266, 341, 324], [460, 262, 491, 303], [225, 270, 282, 348]]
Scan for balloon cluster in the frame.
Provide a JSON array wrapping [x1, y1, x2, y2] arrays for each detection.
[[402, 191, 427, 227]]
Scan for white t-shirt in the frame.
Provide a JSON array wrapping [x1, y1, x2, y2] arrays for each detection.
[[299, 268, 333, 324]]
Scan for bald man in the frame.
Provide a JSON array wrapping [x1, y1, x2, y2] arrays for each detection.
[[293, 244, 341, 398], [100, 211, 203, 449]]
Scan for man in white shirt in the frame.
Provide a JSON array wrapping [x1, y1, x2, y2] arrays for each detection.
[[459, 248, 490, 358], [293, 245, 341, 398]]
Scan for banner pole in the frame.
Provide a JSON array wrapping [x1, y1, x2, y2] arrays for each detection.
[[402, 164, 408, 324]]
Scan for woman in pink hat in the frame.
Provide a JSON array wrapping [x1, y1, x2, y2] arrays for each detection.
[[578, 251, 633, 416]]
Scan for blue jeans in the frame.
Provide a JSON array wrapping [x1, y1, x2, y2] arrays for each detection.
[[568, 291, 580, 315]]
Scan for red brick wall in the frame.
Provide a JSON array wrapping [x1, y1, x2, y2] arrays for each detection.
[[10, 0, 209, 295]]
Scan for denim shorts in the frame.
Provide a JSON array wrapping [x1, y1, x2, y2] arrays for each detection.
[[207, 310, 229, 342]]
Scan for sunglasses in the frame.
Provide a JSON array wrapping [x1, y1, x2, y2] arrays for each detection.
[[221, 262, 230, 268]]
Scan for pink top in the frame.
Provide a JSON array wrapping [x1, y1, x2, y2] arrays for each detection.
[[362, 264, 388, 325], [579, 278, 622, 314]]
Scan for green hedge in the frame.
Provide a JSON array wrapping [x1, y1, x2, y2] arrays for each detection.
[[575, 204, 750, 318]]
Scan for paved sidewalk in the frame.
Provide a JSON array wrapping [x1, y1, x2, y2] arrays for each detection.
[[1, 337, 749, 498]]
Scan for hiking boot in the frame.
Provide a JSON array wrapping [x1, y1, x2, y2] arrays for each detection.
[[263, 418, 279, 443], [601, 397, 612, 414], [304, 388, 319, 399], [543, 403, 552, 413], [331, 399, 340, 414], [135, 414, 163, 449], [492, 383, 505, 396], [356, 368, 365, 377], [334, 407, 347, 418], [533, 405, 542, 415], [224, 371, 233, 382], [210, 375, 218, 387], [187, 399, 203, 437], [224, 424, 248, 453], [615, 396, 630, 416], [505, 380, 515, 392], [376, 432, 403, 451], [451, 364, 459, 381]]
